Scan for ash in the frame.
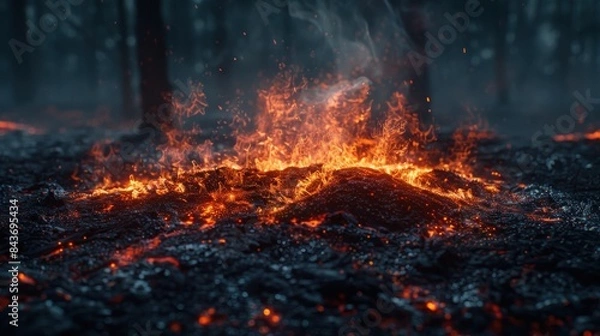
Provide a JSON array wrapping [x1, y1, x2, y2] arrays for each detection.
[[1, 130, 599, 336]]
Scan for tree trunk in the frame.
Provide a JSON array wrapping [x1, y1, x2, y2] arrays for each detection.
[[593, 0, 600, 73], [84, 0, 102, 94], [135, 0, 172, 130], [212, 0, 229, 101], [10, 0, 34, 104], [494, 0, 510, 105], [169, 0, 195, 65], [514, 0, 542, 89], [282, 7, 293, 66], [399, 0, 433, 130], [555, 0, 574, 91], [118, 0, 134, 119]]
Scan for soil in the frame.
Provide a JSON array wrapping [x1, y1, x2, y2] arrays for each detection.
[[0, 129, 599, 335]]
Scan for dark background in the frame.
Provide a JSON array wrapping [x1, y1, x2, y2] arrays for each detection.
[[1, 0, 599, 137]]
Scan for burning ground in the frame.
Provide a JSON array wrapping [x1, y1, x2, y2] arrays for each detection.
[[1, 75, 600, 335]]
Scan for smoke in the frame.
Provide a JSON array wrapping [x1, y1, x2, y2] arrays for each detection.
[[287, 0, 410, 82], [299, 76, 372, 105]]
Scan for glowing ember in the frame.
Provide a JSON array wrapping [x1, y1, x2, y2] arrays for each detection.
[[18, 273, 36, 285], [169, 322, 182, 333], [198, 308, 216, 326], [146, 256, 180, 268], [426, 301, 438, 312], [260, 307, 281, 325]]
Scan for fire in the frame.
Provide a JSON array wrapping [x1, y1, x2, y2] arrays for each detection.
[[553, 130, 600, 142], [0, 120, 41, 135], [78, 69, 501, 227]]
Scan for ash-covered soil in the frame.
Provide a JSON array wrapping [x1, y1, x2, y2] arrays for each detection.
[[0, 129, 599, 336]]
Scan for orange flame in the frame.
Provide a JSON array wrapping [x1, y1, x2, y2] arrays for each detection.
[[0, 120, 42, 135], [554, 130, 600, 142], [79, 69, 500, 225]]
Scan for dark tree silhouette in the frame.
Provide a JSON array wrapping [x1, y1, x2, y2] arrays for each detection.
[[212, 0, 229, 101], [493, 0, 509, 105], [169, 0, 195, 64], [83, 0, 103, 93], [399, 0, 432, 129], [514, 0, 543, 88], [591, 0, 600, 74], [135, 0, 172, 129], [118, 0, 134, 119], [281, 7, 293, 66], [555, 0, 574, 90], [10, 0, 34, 104]]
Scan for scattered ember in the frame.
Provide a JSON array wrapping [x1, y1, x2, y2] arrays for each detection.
[[18, 273, 36, 286], [0, 297, 10, 310], [426, 301, 439, 312], [146, 256, 180, 268], [198, 308, 216, 326], [169, 321, 182, 333], [250, 307, 282, 329]]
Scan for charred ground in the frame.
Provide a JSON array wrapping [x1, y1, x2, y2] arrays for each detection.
[[0, 130, 599, 335]]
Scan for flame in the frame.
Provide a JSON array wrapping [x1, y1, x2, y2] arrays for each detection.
[[79, 70, 500, 226], [553, 129, 600, 142], [0, 120, 42, 135]]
